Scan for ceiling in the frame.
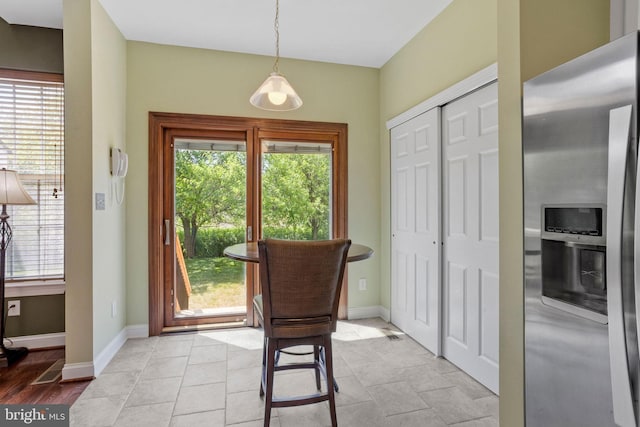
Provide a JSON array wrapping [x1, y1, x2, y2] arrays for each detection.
[[0, 0, 452, 68]]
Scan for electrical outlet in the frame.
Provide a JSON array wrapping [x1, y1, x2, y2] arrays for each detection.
[[8, 300, 20, 316], [358, 278, 367, 291], [111, 300, 117, 318]]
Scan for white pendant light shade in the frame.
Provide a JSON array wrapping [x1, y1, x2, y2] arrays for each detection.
[[250, 73, 303, 111], [250, 0, 303, 111]]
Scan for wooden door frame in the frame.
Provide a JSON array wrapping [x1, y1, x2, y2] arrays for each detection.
[[148, 112, 348, 336]]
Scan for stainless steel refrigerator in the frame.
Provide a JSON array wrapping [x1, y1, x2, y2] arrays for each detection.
[[523, 31, 640, 427]]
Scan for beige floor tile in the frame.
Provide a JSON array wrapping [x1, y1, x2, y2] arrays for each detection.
[[400, 364, 455, 393], [227, 365, 263, 393], [125, 377, 182, 407], [271, 370, 319, 397], [158, 333, 195, 343], [449, 416, 500, 427], [419, 387, 485, 425], [349, 360, 405, 387], [330, 354, 353, 378], [174, 382, 226, 415], [333, 375, 372, 407], [113, 402, 174, 427], [193, 333, 229, 347], [338, 342, 384, 368], [277, 403, 333, 427], [226, 390, 271, 425], [367, 381, 429, 416], [102, 351, 151, 374], [118, 337, 159, 355], [79, 371, 139, 399], [182, 360, 227, 386], [70, 395, 128, 427], [226, 415, 280, 427], [422, 355, 460, 375], [473, 395, 499, 419], [334, 401, 387, 427], [151, 339, 193, 358], [216, 329, 264, 352], [227, 349, 263, 370], [385, 408, 448, 427], [140, 355, 188, 379], [442, 371, 494, 400], [189, 343, 227, 364], [72, 319, 499, 427], [170, 409, 225, 427]]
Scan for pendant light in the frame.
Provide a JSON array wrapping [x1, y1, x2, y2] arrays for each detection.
[[250, 0, 303, 111]]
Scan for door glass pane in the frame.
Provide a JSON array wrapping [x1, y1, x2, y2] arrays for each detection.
[[173, 139, 247, 318], [261, 140, 332, 240]]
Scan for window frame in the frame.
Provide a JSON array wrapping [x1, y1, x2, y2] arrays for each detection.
[[0, 69, 65, 296]]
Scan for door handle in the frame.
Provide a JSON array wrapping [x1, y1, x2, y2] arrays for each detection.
[[606, 104, 636, 427], [164, 219, 170, 246]]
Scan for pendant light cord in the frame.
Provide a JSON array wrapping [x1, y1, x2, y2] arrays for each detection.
[[273, 0, 280, 74]]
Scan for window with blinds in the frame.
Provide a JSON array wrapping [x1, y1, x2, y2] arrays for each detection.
[[0, 70, 64, 281]]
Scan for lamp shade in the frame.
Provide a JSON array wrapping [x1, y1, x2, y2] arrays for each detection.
[[250, 73, 303, 111], [0, 169, 36, 205]]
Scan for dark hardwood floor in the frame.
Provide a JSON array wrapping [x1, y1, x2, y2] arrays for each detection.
[[0, 348, 91, 405]]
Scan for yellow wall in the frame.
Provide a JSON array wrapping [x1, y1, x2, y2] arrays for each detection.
[[497, 0, 609, 425], [63, 0, 128, 370], [63, 0, 94, 366], [379, 0, 498, 310], [90, 0, 128, 357], [125, 43, 381, 325]]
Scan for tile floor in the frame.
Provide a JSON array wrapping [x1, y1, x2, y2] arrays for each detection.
[[71, 318, 498, 427]]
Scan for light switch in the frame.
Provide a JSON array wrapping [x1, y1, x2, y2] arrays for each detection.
[[95, 192, 106, 210]]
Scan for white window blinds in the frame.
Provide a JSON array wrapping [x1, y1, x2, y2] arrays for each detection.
[[0, 70, 64, 281]]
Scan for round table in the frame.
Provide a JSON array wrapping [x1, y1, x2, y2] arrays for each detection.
[[224, 241, 373, 263]]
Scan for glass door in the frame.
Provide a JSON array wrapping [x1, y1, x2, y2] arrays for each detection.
[[165, 136, 250, 327], [149, 113, 348, 334], [261, 140, 332, 240]]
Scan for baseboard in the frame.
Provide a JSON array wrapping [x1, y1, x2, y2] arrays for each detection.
[[125, 324, 149, 339], [61, 361, 94, 381], [6, 332, 65, 349], [62, 323, 149, 381], [379, 306, 390, 322], [93, 328, 128, 377], [348, 305, 390, 322]]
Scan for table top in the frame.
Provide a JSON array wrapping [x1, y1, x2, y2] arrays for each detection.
[[224, 241, 373, 263]]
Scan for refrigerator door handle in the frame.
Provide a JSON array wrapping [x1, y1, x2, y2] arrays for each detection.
[[607, 104, 636, 427]]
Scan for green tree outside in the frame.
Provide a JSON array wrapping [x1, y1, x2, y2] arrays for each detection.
[[175, 150, 245, 258]]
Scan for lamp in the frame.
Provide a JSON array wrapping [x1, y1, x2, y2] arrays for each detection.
[[0, 168, 36, 367], [250, 0, 303, 111]]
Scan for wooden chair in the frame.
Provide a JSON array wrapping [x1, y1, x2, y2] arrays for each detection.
[[254, 238, 351, 427]]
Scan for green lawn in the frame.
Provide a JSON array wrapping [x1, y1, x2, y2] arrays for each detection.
[[184, 257, 245, 309]]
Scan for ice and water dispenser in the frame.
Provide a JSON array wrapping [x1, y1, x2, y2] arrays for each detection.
[[540, 206, 607, 323]]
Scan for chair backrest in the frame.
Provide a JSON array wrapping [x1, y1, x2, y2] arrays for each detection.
[[258, 238, 351, 338]]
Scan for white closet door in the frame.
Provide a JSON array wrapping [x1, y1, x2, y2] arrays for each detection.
[[391, 108, 441, 355], [442, 82, 499, 393]]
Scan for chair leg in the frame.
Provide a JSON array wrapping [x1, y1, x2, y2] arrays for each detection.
[[324, 338, 338, 427], [313, 345, 321, 390], [259, 336, 267, 397], [319, 346, 339, 392], [263, 338, 277, 427]]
